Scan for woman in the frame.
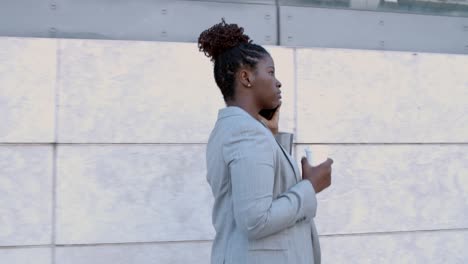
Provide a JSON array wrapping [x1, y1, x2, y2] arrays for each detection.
[[199, 18, 334, 264]]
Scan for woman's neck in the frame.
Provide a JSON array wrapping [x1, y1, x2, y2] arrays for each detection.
[[226, 99, 260, 120]]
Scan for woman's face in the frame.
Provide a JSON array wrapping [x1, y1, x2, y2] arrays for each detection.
[[252, 55, 282, 109]]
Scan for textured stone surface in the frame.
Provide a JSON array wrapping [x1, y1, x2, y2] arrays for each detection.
[[0, 247, 51, 264], [57, 39, 294, 143], [0, 37, 56, 143], [1, 36, 467, 264], [296, 48, 468, 143], [55, 241, 211, 264], [56, 144, 214, 244], [0, 145, 53, 246], [295, 144, 468, 234], [320, 230, 468, 264], [54, 230, 468, 264]]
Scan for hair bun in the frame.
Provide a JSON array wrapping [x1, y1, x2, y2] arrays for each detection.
[[198, 18, 252, 61]]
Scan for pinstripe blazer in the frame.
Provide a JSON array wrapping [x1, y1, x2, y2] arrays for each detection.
[[206, 106, 321, 264]]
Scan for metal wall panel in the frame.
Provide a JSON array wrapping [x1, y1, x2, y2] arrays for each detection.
[[52, 0, 276, 43], [187, 0, 275, 4], [280, 6, 468, 54], [0, 0, 277, 44], [1, 0, 467, 54], [0, 0, 53, 38], [278, 0, 468, 18]]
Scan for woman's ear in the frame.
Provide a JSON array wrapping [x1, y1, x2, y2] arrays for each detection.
[[238, 68, 255, 88]]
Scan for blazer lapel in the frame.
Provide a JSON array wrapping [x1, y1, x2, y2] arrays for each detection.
[[257, 120, 300, 183], [274, 137, 300, 183]]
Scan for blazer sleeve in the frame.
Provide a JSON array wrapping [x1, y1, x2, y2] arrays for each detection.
[[274, 132, 294, 155], [223, 125, 316, 240]]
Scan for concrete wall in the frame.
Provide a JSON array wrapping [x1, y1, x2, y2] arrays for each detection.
[[0, 36, 467, 263]]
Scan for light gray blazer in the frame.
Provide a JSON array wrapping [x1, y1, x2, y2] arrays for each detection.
[[206, 106, 321, 264]]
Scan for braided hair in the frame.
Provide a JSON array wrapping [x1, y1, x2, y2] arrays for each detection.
[[198, 18, 270, 102]]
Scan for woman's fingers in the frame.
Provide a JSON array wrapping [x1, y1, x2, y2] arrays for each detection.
[[271, 103, 281, 122]]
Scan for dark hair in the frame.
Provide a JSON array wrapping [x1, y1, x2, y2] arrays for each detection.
[[198, 18, 270, 102]]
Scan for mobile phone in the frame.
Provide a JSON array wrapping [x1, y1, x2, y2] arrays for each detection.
[[259, 105, 279, 120]]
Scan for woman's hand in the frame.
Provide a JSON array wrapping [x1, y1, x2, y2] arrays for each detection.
[[301, 157, 333, 193], [257, 103, 281, 135]]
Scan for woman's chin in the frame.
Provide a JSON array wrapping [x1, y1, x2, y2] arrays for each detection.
[[265, 99, 281, 109]]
